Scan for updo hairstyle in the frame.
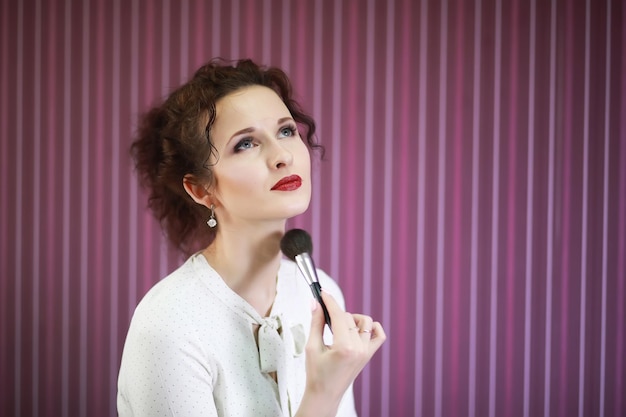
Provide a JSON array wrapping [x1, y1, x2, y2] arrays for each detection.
[[131, 58, 322, 254]]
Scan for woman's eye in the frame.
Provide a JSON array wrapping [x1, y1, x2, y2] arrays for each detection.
[[234, 138, 254, 152], [278, 125, 297, 138]]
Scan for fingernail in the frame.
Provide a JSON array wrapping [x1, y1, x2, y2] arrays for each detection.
[[310, 298, 318, 312]]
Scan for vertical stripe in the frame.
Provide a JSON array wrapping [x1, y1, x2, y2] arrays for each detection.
[[32, 1, 42, 414], [434, 2, 449, 416], [599, 2, 611, 415], [394, 1, 413, 414], [341, 0, 357, 341], [159, 0, 172, 77], [505, 1, 520, 412], [61, 1, 72, 415], [211, 0, 221, 55], [79, 2, 90, 415], [14, 1, 24, 414], [360, 1, 375, 414], [414, 1, 429, 415], [128, 0, 139, 317], [329, 0, 342, 280], [468, 1, 482, 415], [523, 1, 537, 416], [93, 1, 106, 407], [261, 0, 271, 64], [142, 0, 156, 289], [230, 0, 240, 63], [0, 0, 7, 311], [109, 0, 121, 411], [381, 2, 394, 415], [559, 3, 575, 415], [615, 3, 626, 414], [450, 1, 466, 412], [43, 3, 59, 408], [190, 0, 203, 63], [179, 0, 189, 81], [309, 0, 322, 245], [543, 0, 558, 415], [280, 0, 290, 72], [489, 1, 503, 416], [0, 0, 6, 266], [159, 0, 171, 279], [577, 1, 591, 415]]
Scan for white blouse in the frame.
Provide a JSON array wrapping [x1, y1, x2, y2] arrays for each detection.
[[117, 253, 357, 417]]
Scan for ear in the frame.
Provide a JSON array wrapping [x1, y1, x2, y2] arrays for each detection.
[[183, 175, 213, 208]]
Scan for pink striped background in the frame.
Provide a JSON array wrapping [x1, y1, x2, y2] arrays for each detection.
[[1, 0, 625, 416]]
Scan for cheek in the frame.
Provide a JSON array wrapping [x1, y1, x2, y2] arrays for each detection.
[[294, 142, 311, 169], [212, 166, 259, 202], [220, 172, 260, 196]]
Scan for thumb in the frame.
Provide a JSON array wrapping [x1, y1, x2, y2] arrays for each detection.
[[307, 299, 326, 348]]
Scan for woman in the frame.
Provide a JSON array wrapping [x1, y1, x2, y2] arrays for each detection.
[[117, 59, 386, 417]]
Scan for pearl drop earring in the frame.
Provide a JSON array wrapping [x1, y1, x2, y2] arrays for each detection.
[[207, 204, 217, 228]]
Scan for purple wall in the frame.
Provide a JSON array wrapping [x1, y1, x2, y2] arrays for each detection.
[[1, 0, 625, 416]]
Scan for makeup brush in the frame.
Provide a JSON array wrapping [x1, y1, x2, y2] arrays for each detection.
[[280, 229, 332, 328]]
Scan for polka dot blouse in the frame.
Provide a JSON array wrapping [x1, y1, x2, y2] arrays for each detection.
[[117, 253, 357, 417]]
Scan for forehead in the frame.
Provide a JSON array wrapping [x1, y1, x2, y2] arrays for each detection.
[[214, 85, 291, 126]]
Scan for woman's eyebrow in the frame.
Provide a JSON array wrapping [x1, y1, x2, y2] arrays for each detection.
[[227, 117, 295, 143], [228, 127, 255, 142], [277, 117, 294, 124]]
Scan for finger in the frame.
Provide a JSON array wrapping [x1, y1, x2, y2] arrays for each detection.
[[352, 314, 374, 340], [318, 290, 341, 314], [352, 314, 373, 331], [368, 321, 387, 352], [306, 299, 327, 350], [319, 291, 354, 335]]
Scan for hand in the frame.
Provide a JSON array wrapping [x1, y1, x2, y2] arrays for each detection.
[[296, 291, 386, 417]]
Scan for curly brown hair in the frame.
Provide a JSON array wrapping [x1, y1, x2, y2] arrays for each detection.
[[131, 58, 323, 255]]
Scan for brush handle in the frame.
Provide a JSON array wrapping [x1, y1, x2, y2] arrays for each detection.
[[310, 282, 332, 328]]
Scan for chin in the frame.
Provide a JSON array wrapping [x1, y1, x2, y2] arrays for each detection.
[[282, 198, 311, 218], [286, 203, 310, 217]]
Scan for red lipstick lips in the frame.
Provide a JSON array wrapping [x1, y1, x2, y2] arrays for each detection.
[[271, 175, 302, 191]]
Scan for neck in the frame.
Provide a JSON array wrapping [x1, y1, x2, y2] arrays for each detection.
[[202, 222, 285, 316]]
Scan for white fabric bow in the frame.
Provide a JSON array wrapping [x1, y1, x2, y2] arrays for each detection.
[[257, 315, 306, 373]]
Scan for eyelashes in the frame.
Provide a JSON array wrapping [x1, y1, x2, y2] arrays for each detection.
[[233, 123, 299, 153], [234, 138, 254, 152], [278, 124, 298, 138]]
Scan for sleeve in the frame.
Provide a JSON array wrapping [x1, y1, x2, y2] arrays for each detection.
[[117, 307, 218, 417]]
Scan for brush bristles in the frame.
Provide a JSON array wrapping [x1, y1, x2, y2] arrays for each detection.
[[280, 228, 313, 260]]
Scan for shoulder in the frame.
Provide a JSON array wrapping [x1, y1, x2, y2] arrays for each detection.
[[118, 256, 220, 415], [134, 256, 201, 311], [119, 254, 222, 385], [128, 254, 219, 338]]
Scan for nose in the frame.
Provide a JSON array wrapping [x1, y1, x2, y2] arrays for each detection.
[[268, 140, 294, 169]]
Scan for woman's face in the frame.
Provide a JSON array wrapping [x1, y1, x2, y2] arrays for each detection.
[[208, 85, 311, 226]]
